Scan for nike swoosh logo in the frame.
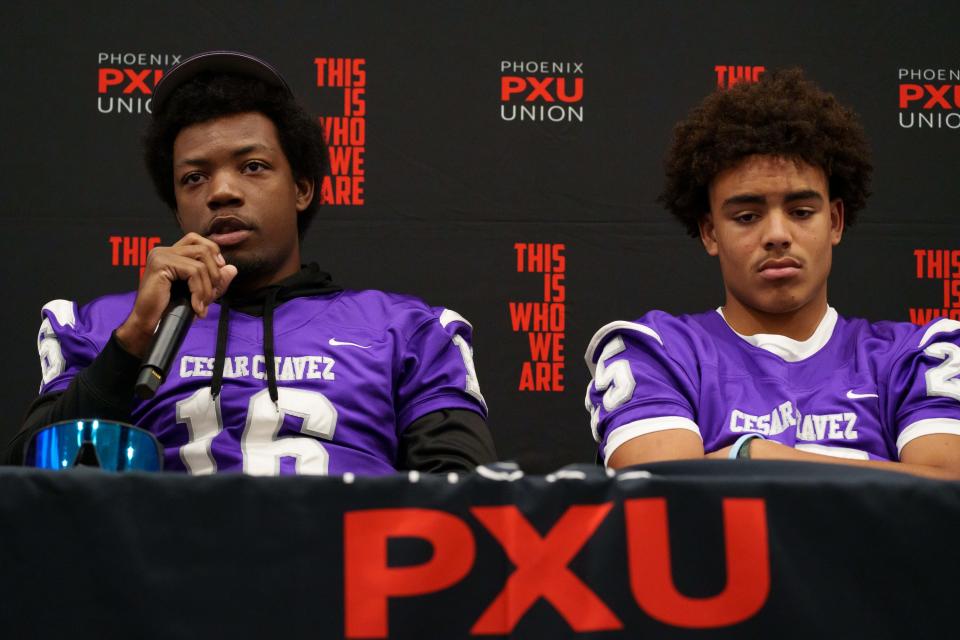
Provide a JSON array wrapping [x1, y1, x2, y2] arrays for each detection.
[[329, 338, 371, 349], [846, 390, 879, 399]]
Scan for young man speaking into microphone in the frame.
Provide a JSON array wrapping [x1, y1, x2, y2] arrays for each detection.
[[9, 51, 495, 475]]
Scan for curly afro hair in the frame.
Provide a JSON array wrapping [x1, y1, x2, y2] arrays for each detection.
[[659, 68, 872, 237], [144, 72, 326, 238]]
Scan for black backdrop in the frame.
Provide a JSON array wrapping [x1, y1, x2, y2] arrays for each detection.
[[2, 1, 958, 472]]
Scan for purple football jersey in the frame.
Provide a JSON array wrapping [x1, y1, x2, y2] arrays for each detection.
[[585, 308, 960, 463], [37, 291, 487, 476]]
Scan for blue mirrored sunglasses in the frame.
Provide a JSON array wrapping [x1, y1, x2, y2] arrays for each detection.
[[24, 420, 163, 472]]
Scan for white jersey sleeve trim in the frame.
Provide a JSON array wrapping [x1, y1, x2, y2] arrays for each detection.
[[794, 443, 870, 460], [584, 320, 664, 375], [603, 416, 701, 464], [918, 319, 960, 349], [439, 308, 472, 329], [897, 418, 960, 457], [42, 299, 76, 328]]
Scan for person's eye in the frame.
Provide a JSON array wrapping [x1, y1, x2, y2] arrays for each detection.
[[181, 172, 205, 186], [244, 160, 268, 173], [734, 212, 758, 224], [792, 208, 815, 219]]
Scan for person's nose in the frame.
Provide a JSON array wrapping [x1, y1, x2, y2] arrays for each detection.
[[207, 170, 244, 210], [761, 209, 792, 251]]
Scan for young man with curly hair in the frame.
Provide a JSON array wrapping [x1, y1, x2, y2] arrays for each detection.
[[585, 69, 960, 479], [9, 51, 495, 475]]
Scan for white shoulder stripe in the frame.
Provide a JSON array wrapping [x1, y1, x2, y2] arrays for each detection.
[[584, 320, 664, 374], [918, 319, 960, 348], [794, 443, 869, 460], [439, 308, 471, 329], [897, 418, 960, 456], [42, 299, 76, 328], [602, 417, 701, 464]]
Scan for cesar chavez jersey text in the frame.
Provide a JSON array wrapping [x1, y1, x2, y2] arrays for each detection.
[[37, 291, 486, 476], [584, 308, 960, 463]]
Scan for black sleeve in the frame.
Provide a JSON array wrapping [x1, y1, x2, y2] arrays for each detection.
[[397, 409, 497, 473], [3, 333, 141, 465]]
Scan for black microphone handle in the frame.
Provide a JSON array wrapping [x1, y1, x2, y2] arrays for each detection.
[[134, 283, 195, 399]]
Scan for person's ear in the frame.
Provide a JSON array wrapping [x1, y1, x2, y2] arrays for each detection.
[[295, 178, 314, 212], [699, 213, 719, 256], [830, 198, 844, 246]]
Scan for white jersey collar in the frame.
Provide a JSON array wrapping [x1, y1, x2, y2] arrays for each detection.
[[716, 306, 838, 363]]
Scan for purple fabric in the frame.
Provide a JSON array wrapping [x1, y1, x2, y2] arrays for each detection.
[[585, 310, 960, 462], [39, 290, 486, 476]]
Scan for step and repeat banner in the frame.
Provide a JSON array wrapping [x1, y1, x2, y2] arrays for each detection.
[[1, 2, 958, 472]]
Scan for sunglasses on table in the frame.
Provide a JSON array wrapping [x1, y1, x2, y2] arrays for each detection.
[[24, 420, 163, 472]]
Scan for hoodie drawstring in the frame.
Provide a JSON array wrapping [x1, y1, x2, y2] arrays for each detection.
[[263, 286, 280, 405], [211, 297, 230, 400], [202, 263, 342, 407]]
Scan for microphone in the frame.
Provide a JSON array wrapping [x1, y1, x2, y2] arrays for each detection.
[[134, 281, 195, 399]]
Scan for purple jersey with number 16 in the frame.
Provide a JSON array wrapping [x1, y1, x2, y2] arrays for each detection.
[[585, 308, 960, 464], [37, 290, 487, 476]]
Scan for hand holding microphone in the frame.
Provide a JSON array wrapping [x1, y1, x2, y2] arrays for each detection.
[[134, 280, 195, 398], [116, 233, 237, 396]]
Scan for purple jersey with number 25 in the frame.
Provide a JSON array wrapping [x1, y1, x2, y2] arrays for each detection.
[[37, 290, 487, 476], [585, 308, 960, 464]]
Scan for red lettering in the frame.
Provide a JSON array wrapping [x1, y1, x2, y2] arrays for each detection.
[[328, 59, 346, 86], [525, 76, 555, 102], [625, 498, 769, 628], [108, 236, 123, 266], [510, 303, 564, 331], [315, 58, 329, 86], [122, 236, 138, 267], [501, 76, 526, 101], [509, 302, 533, 331], [535, 362, 550, 390], [98, 68, 124, 94], [319, 117, 366, 146], [543, 273, 565, 302], [555, 77, 583, 102], [552, 333, 565, 361], [518, 361, 534, 390], [518, 361, 563, 391], [123, 68, 152, 94], [344, 87, 366, 116], [550, 361, 564, 391], [526, 333, 565, 363], [552, 243, 566, 272], [528, 332, 551, 360], [514, 243, 528, 272], [929, 250, 945, 279], [329, 147, 354, 174], [319, 175, 365, 205], [353, 59, 366, 87], [528, 243, 548, 272], [344, 508, 475, 638], [923, 84, 953, 109], [915, 249, 926, 278], [714, 65, 727, 88], [469, 504, 621, 634], [715, 66, 766, 89], [899, 84, 924, 108]]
